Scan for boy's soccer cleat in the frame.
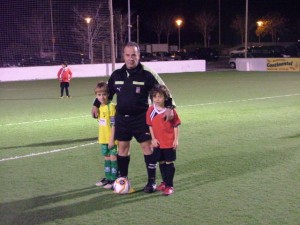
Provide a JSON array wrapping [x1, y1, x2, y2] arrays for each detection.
[[103, 180, 114, 189], [143, 182, 157, 193], [163, 187, 174, 196], [156, 182, 166, 191], [95, 178, 108, 187]]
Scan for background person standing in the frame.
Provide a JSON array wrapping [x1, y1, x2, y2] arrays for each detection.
[[57, 62, 72, 98]]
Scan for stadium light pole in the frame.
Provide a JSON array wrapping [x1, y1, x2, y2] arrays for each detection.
[[49, 0, 55, 62], [85, 17, 92, 63], [218, 0, 221, 47], [128, 0, 131, 42], [137, 15, 139, 43], [109, 0, 115, 71], [244, 0, 248, 59], [176, 19, 183, 51]]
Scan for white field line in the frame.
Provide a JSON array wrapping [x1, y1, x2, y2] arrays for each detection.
[[1, 93, 299, 127], [0, 142, 97, 162], [177, 93, 300, 108], [0, 115, 89, 127], [1, 93, 299, 162]]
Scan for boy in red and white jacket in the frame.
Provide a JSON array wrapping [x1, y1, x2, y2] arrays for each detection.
[[57, 62, 72, 98], [146, 84, 181, 196]]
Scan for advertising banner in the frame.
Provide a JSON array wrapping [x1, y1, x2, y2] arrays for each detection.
[[267, 58, 300, 72]]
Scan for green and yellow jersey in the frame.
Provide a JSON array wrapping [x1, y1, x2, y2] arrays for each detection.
[[98, 102, 117, 144]]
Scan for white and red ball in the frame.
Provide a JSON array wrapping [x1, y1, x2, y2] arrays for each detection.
[[113, 177, 131, 194]]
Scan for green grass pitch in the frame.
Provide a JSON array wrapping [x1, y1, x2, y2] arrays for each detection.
[[0, 71, 299, 225]]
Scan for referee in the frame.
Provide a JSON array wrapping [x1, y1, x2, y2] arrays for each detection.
[[92, 42, 175, 193]]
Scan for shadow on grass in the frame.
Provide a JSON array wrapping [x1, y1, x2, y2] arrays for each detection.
[[0, 185, 159, 225], [0, 137, 97, 150], [282, 133, 300, 138], [175, 147, 295, 192], [0, 148, 295, 225]]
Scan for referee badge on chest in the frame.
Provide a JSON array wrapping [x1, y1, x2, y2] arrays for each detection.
[[136, 86, 141, 93]]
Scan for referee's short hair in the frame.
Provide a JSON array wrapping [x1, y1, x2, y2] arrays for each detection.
[[124, 42, 140, 53]]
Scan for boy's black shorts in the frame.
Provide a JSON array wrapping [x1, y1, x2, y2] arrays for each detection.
[[60, 82, 69, 88], [115, 112, 151, 143], [153, 147, 177, 162]]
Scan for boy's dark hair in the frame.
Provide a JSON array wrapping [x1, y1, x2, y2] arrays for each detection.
[[95, 82, 109, 94], [150, 84, 170, 101]]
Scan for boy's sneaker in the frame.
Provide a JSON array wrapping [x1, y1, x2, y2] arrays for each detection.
[[103, 180, 114, 189], [157, 182, 166, 191], [163, 187, 174, 196], [143, 182, 156, 193], [95, 178, 108, 187]]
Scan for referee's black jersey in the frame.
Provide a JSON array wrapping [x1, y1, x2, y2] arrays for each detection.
[[108, 63, 161, 116]]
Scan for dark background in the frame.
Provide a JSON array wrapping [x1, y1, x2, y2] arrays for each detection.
[[0, 0, 299, 60], [109, 0, 299, 45]]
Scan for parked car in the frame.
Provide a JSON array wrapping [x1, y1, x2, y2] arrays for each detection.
[[171, 51, 199, 60], [0, 55, 55, 67], [229, 46, 248, 56], [228, 53, 253, 69], [155, 52, 176, 61], [190, 48, 219, 61], [284, 43, 300, 57], [169, 51, 184, 60], [56, 52, 90, 65], [140, 52, 159, 62], [248, 45, 287, 58]]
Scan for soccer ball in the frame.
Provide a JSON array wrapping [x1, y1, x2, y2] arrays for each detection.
[[113, 177, 131, 194]]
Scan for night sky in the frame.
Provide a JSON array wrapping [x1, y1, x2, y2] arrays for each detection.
[[116, 0, 300, 45], [0, 0, 299, 54]]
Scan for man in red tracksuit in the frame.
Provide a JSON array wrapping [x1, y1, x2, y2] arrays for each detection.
[[57, 62, 72, 98]]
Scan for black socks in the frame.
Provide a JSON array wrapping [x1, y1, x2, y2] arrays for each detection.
[[117, 155, 130, 177]]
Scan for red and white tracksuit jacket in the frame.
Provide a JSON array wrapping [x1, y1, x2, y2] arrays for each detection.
[[57, 67, 72, 82]]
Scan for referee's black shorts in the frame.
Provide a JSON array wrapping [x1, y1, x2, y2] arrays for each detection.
[[115, 112, 151, 143]]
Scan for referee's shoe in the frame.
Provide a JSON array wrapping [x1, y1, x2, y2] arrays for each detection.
[[143, 182, 156, 193]]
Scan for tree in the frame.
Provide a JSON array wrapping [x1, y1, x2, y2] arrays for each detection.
[[146, 12, 174, 45], [72, 2, 110, 63], [149, 14, 164, 43], [230, 15, 246, 44], [20, 10, 52, 58], [231, 14, 256, 44], [161, 14, 175, 45], [255, 21, 267, 42], [256, 12, 287, 42], [193, 11, 217, 47], [113, 10, 129, 59]]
